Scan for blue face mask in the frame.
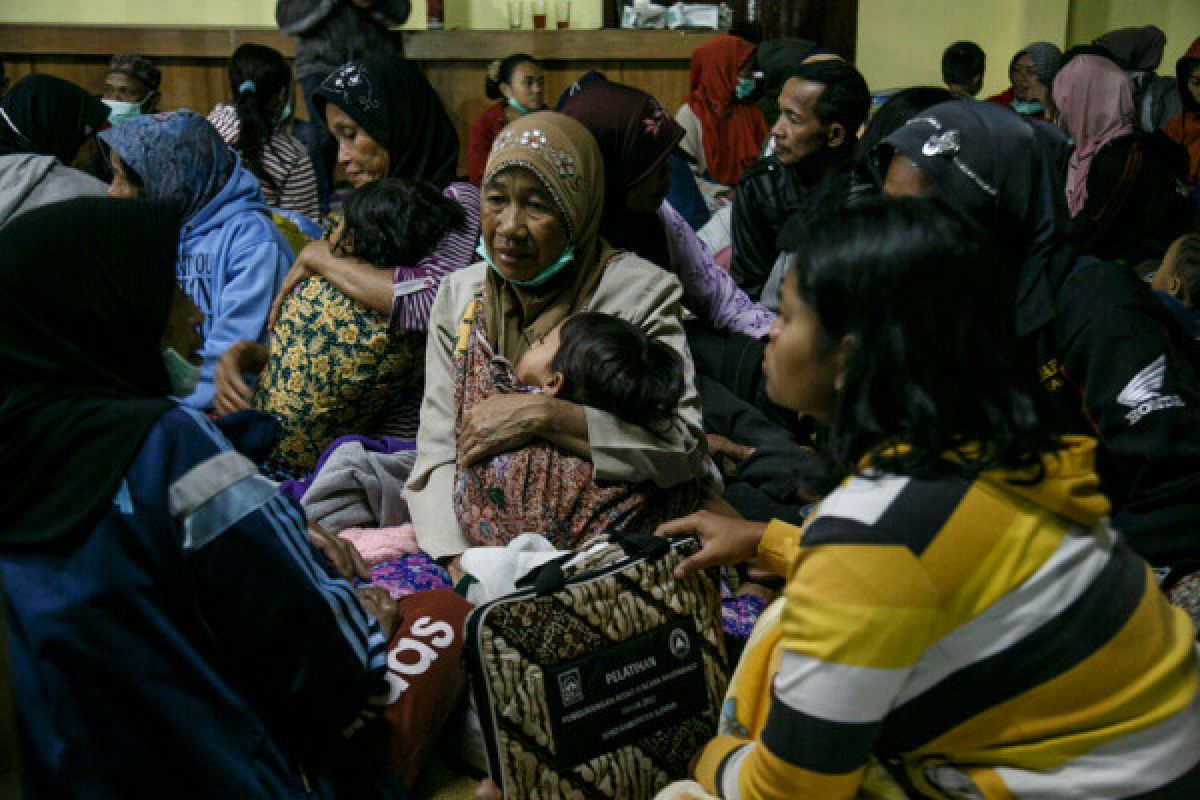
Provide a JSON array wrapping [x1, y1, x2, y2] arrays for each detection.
[[162, 347, 200, 397], [735, 77, 757, 100], [476, 237, 575, 288], [103, 98, 143, 126], [507, 96, 534, 115], [1011, 99, 1043, 116]]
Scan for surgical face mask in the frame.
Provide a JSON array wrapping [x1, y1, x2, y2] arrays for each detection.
[[735, 77, 757, 100], [477, 237, 576, 288], [162, 347, 200, 397], [1011, 99, 1043, 116], [280, 102, 293, 123], [507, 96, 534, 115], [103, 98, 144, 126]]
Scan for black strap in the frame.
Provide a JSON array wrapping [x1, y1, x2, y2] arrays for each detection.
[[609, 530, 670, 560]]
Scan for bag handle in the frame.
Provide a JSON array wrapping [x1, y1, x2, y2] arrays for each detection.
[[609, 530, 670, 560], [514, 553, 574, 595], [515, 532, 672, 596]]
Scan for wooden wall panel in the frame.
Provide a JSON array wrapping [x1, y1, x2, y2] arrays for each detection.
[[1, 26, 703, 174]]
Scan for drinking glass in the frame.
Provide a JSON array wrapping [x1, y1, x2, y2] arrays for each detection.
[[532, 0, 547, 29], [507, 0, 523, 29], [556, 0, 570, 28]]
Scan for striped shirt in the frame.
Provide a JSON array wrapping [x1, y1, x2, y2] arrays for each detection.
[[389, 181, 481, 334], [207, 104, 319, 224], [697, 435, 1200, 799]]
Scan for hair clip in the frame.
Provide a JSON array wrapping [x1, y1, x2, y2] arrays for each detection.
[[922, 129, 960, 157]]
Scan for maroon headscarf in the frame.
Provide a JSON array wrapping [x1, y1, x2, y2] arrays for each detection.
[[559, 76, 683, 269]]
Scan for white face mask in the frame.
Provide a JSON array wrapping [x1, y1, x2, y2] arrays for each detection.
[[103, 98, 143, 126], [162, 347, 200, 397]]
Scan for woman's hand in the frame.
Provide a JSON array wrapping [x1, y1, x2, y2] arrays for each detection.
[[459, 394, 550, 465], [268, 260, 314, 330], [656, 511, 766, 578], [308, 523, 372, 583], [213, 340, 269, 416]]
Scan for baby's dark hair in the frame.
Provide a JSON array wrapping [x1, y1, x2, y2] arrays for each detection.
[[485, 53, 539, 100], [334, 178, 466, 267], [549, 312, 684, 431]]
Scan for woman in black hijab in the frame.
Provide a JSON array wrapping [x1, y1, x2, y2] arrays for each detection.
[[314, 55, 459, 188], [0, 74, 109, 226], [0, 73, 108, 164], [214, 55, 481, 415], [879, 101, 1200, 612], [0, 198, 400, 797]]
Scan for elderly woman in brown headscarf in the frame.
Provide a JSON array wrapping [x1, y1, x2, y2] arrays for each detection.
[[406, 112, 707, 559]]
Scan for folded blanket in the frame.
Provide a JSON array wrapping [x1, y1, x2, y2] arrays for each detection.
[[300, 439, 418, 531], [338, 524, 419, 566]]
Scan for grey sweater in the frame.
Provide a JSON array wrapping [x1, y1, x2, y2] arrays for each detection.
[[276, 0, 412, 80], [0, 154, 107, 230]]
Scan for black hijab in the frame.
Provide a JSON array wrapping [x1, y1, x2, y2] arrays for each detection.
[[559, 76, 682, 270], [0, 74, 109, 164], [0, 198, 181, 549], [314, 55, 460, 186], [882, 100, 1068, 337]]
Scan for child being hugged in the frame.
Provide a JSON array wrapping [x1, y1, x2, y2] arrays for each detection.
[[455, 310, 704, 548], [255, 178, 465, 473]]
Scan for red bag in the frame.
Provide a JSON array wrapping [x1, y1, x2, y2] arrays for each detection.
[[378, 589, 472, 787]]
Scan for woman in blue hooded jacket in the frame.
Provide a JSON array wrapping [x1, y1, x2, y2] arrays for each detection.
[[101, 110, 293, 411]]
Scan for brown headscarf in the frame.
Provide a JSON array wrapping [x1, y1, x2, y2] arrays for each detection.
[[481, 112, 618, 363]]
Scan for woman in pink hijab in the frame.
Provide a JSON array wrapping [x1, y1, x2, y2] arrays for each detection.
[[1053, 54, 1135, 216]]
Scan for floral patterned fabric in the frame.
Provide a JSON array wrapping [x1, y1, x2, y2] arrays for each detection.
[[452, 292, 703, 549], [254, 276, 423, 472], [369, 553, 453, 599]]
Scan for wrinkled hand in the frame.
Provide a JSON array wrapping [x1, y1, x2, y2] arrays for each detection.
[[656, 511, 765, 578], [459, 394, 547, 466], [707, 433, 755, 478], [308, 523, 372, 582], [356, 585, 401, 641], [213, 340, 269, 417]]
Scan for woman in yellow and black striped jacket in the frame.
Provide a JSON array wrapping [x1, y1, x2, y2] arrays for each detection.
[[662, 199, 1200, 800]]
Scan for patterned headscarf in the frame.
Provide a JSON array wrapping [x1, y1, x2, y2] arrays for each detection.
[[480, 111, 617, 363], [559, 75, 683, 269], [100, 110, 238, 222], [1052, 55, 1135, 216], [883, 101, 1065, 337], [314, 55, 459, 187]]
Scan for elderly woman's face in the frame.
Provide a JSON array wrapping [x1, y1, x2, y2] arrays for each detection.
[[325, 103, 390, 187], [482, 167, 570, 283]]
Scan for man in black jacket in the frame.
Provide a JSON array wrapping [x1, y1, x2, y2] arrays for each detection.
[[731, 60, 869, 302]]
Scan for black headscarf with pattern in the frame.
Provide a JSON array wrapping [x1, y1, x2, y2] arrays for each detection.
[[314, 55, 459, 187]]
